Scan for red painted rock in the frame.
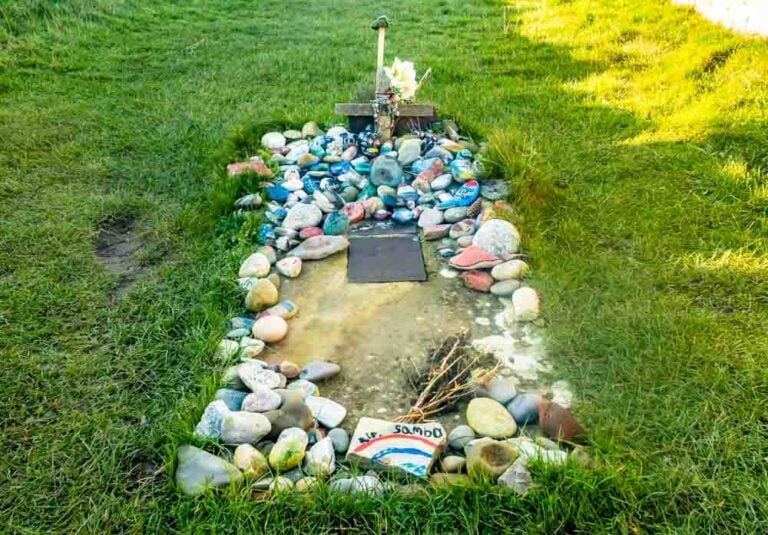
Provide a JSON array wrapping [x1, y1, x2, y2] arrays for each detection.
[[299, 227, 324, 240], [459, 270, 493, 293], [448, 245, 501, 270], [341, 202, 365, 224], [226, 159, 274, 178], [416, 159, 444, 183], [423, 224, 451, 241], [538, 402, 586, 443]]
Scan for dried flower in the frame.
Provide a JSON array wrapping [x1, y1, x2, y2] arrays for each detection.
[[384, 57, 418, 101]]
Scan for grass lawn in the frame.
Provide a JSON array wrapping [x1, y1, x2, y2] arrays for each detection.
[[1, 0, 767, 532]]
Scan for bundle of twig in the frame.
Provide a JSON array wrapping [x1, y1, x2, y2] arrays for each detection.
[[396, 332, 499, 423]]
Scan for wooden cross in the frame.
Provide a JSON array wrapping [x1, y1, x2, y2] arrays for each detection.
[[335, 15, 436, 139]]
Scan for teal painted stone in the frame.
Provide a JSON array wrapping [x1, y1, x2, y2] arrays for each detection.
[[370, 155, 403, 188], [214, 389, 248, 411], [322, 212, 349, 235]]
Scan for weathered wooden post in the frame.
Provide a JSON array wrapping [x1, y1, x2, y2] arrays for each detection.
[[335, 16, 436, 140]]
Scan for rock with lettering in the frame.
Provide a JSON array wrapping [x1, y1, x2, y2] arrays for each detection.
[[175, 445, 242, 496], [346, 417, 446, 478]]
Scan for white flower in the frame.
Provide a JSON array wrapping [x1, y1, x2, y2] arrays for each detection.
[[384, 57, 418, 101]]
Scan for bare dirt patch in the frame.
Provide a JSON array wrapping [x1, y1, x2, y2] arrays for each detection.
[[94, 214, 145, 301]]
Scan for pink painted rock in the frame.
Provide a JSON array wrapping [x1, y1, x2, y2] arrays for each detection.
[[448, 245, 501, 270], [538, 402, 586, 443], [288, 235, 349, 260], [341, 202, 365, 224], [423, 224, 451, 241], [299, 227, 323, 240], [226, 159, 274, 178], [362, 197, 384, 218], [449, 219, 476, 240], [459, 270, 494, 292]]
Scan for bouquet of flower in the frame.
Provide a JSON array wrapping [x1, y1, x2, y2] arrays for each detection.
[[383, 57, 430, 103]]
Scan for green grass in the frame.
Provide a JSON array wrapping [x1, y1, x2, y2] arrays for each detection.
[[1, 0, 767, 532]]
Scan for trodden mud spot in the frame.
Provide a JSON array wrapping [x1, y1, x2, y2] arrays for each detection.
[[93, 214, 145, 301]]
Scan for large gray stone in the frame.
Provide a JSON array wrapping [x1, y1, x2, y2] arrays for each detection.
[[175, 445, 242, 496], [472, 219, 521, 256], [220, 412, 271, 444]]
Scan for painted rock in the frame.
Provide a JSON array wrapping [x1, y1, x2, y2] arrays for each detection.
[[266, 186, 291, 203], [175, 445, 242, 496], [298, 226, 323, 239], [275, 257, 302, 278], [457, 234, 474, 248], [431, 173, 453, 191], [472, 219, 521, 256], [448, 245, 501, 270], [397, 138, 422, 166], [415, 158, 445, 183], [491, 259, 528, 281], [242, 386, 282, 412], [279, 360, 300, 379], [251, 316, 288, 343], [346, 417, 446, 478], [214, 388, 248, 411], [373, 209, 392, 220], [227, 160, 273, 178], [261, 132, 286, 150], [490, 279, 522, 297], [418, 207, 444, 228], [194, 400, 230, 439], [466, 398, 518, 438], [459, 270, 494, 292], [238, 363, 282, 390], [233, 192, 264, 209], [305, 437, 336, 476], [370, 154, 403, 188], [301, 122, 323, 138], [244, 279, 279, 312], [283, 203, 323, 230], [512, 287, 540, 321], [466, 438, 518, 480], [340, 202, 365, 224], [306, 396, 347, 428], [538, 401, 585, 443], [449, 219, 476, 239], [238, 253, 271, 278], [286, 379, 319, 399], [269, 428, 308, 472], [323, 211, 349, 235], [313, 190, 336, 212], [328, 428, 350, 453], [258, 300, 299, 321], [220, 412, 271, 444], [443, 206, 468, 223], [423, 224, 451, 241], [391, 207, 415, 223], [288, 235, 349, 260], [299, 361, 340, 382], [448, 425, 476, 451], [506, 394, 542, 426], [233, 444, 269, 479]]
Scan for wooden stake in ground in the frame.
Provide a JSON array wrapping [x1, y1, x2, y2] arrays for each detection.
[[371, 15, 389, 94]]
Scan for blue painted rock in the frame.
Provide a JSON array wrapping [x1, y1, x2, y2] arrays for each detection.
[[370, 155, 403, 187], [505, 394, 542, 426], [354, 161, 371, 175], [330, 161, 351, 176], [288, 235, 349, 260], [397, 184, 419, 203], [227, 316, 255, 330], [302, 176, 319, 193], [392, 208, 415, 223], [411, 157, 441, 174], [215, 388, 248, 411], [436, 180, 480, 209], [323, 211, 349, 235], [266, 186, 291, 203], [299, 361, 340, 382]]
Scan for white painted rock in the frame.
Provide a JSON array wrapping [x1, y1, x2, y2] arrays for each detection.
[[346, 417, 446, 478], [491, 259, 528, 281], [238, 253, 271, 278], [288, 235, 349, 260], [261, 131, 286, 150], [242, 386, 282, 412], [306, 396, 347, 428], [418, 207, 444, 228], [283, 203, 323, 230], [512, 287, 540, 321], [238, 363, 282, 390], [220, 412, 271, 444], [175, 445, 242, 496], [276, 257, 302, 278], [251, 316, 288, 343], [305, 437, 336, 476], [472, 219, 521, 256], [313, 190, 336, 213]]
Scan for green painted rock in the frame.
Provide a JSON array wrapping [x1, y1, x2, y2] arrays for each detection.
[[269, 428, 308, 472], [232, 444, 269, 479], [466, 398, 518, 438]]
